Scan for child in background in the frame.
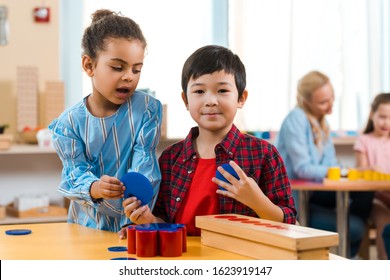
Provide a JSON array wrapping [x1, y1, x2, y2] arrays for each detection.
[[121, 45, 296, 237], [49, 9, 162, 232], [354, 93, 390, 259]]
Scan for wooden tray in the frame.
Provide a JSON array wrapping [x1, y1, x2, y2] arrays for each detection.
[[196, 214, 339, 260], [6, 203, 67, 218]]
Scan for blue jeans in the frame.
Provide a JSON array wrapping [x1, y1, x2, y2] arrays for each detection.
[[382, 223, 390, 260], [308, 191, 374, 258]]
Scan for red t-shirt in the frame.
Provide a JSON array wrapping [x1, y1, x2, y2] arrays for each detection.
[[174, 158, 219, 235]]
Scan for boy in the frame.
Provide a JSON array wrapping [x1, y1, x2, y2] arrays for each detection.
[[121, 45, 296, 236]]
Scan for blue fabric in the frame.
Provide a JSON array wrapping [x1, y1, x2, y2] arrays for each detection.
[[310, 191, 374, 257], [309, 203, 365, 257], [49, 91, 162, 232], [275, 107, 338, 181], [382, 223, 390, 260]]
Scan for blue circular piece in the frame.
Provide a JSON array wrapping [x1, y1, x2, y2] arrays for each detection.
[[110, 257, 137, 260], [215, 163, 240, 190], [120, 172, 153, 206], [5, 229, 32, 235], [135, 223, 178, 231], [107, 246, 128, 252]]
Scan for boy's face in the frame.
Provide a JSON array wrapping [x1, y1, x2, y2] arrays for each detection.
[[182, 71, 247, 135]]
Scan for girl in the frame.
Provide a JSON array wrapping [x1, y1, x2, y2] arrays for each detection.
[[354, 93, 390, 259], [49, 9, 162, 232], [276, 71, 374, 258]]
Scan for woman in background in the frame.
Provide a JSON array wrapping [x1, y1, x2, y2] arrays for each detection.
[[354, 93, 390, 259], [276, 70, 374, 258]]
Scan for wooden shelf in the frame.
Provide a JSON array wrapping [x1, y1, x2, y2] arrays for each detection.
[[0, 144, 56, 155], [0, 215, 67, 225], [0, 138, 182, 155], [331, 136, 356, 146], [0, 139, 181, 225]]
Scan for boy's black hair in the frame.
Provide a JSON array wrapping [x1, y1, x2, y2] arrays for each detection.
[[181, 45, 246, 101]]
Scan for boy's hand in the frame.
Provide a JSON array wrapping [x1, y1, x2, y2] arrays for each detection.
[[213, 161, 265, 210], [122, 197, 158, 224], [90, 175, 125, 200]]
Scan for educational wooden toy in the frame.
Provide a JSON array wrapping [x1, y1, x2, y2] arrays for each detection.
[[43, 81, 64, 127], [0, 134, 12, 150], [326, 168, 390, 183], [127, 223, 187, 258], [195, 214, 339, 260], [16, 66, 39, 131]]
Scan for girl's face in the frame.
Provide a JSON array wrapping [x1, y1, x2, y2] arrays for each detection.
[[307, 82, 334, 119], [83, 38, 145, 114], [371, 103, 390, 137], [182, 71, 247, 136]]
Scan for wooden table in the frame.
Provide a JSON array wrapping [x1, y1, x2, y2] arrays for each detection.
[[0, 222, 344, 260], [290, 179, 390, 257], [0, 222, 253, 260]]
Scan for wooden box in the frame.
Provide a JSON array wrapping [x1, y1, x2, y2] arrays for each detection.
[[196, 214, 339, 260], [0, 206, 5, 219], [19, 130, 38, 144], [0, 134, 13, 150], [6, 203, 67, 218]]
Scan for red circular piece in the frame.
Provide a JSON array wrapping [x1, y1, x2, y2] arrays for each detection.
[[214, 215, 237, 219]]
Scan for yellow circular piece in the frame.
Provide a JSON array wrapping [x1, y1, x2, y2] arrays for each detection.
[[363, 170, 372, 181], [328, 167, 341, 180], [347, 169, 359, 181]]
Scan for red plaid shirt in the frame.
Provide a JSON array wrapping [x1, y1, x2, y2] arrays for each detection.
[[153, 124, 297, 224]]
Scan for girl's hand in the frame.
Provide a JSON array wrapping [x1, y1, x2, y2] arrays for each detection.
[[118, 227, 127, 239], [91, 175, 125, 200], [213, 161, 265, 210], [122, 197, 158, 224]]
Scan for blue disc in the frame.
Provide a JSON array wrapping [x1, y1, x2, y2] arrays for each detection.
[[135, 223, 178, 231], [110, 257, 137, 260], [120, 172, 153, 206], [107, 246, 128, 252], [215, 163, 240, 190], [5, 229, 32, 235]]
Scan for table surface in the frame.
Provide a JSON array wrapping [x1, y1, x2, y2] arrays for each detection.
[[290, 178, 390, 257], [0, 222, 253, 260], [290, 179, 390, 191], [0, 222, 344, 260]]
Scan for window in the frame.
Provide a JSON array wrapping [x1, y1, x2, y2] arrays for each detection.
[[62, 0, 390, 138], [229, 0, 390, 133]]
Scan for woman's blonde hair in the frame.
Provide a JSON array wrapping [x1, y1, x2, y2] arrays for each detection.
[[297, 71, 332, 150]]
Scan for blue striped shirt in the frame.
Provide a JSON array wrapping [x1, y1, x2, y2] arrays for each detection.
[[49, 91, 162, 232]]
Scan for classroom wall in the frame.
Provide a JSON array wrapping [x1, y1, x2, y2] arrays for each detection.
[[0, 0, 59, 137]]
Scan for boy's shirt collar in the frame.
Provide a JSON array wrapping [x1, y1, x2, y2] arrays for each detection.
[[181, 124, 242, 162]]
